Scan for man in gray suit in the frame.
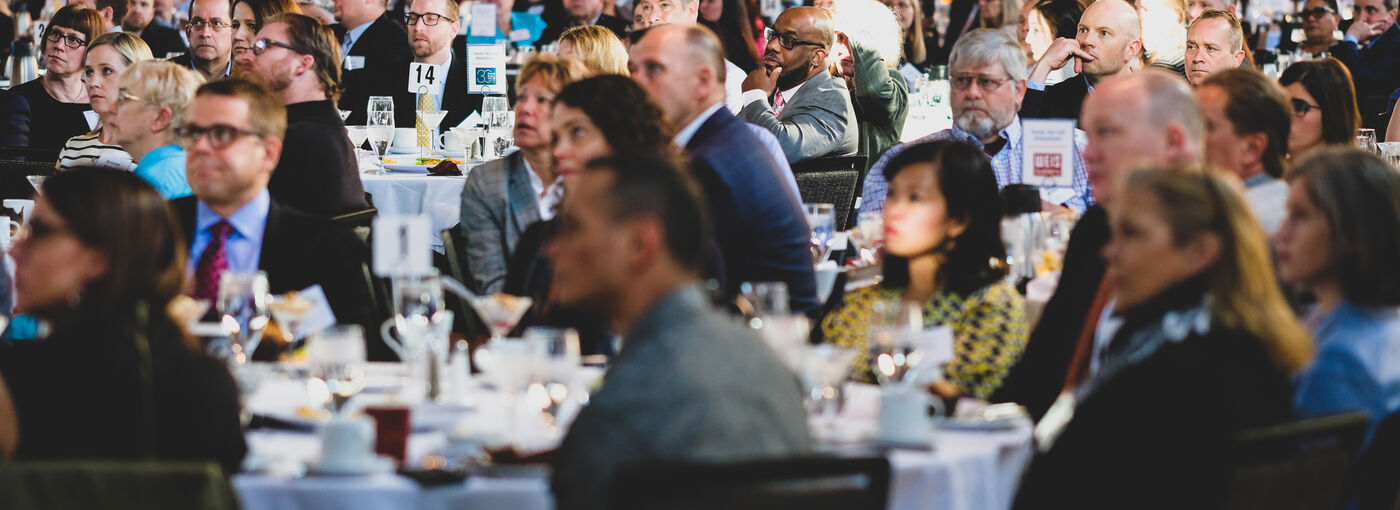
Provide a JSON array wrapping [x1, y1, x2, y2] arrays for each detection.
[[549, 154, 812, 510], [739, 6, 859, 164]]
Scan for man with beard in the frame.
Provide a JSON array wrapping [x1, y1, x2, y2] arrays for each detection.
[[860, 28, 1093, 214], [1019, 0, 1140, 120], [738, 6, 858, 163], [169, 0, 235, 81], [380, 0, 482, 129], [245, 13, 369, 215]]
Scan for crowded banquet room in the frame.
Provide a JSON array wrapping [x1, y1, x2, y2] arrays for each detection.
[[5, 0, 1400, 505]]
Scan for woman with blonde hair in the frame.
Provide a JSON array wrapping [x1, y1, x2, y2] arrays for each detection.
[[1014, 167, 1311, 508], [105, 60, 204, 199], [557, 25, 629, 76], [55, 31, 154, 171]]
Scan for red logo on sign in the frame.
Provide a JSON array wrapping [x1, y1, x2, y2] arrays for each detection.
[[1033, 153, 1062, 178]]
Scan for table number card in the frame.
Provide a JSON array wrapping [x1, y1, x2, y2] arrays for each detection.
[[1020, 118, 1076, 189], [469, 2, 497, 38], [467, 44, 507, 95], [406, 62, 445, 95], [373, 215, 433, 277]]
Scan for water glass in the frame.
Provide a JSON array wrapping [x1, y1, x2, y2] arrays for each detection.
[[867, 300, 924, 386], [1379, 142, 1400, 168], [216, 271, 271, 365], [1358, 128, 1378, 154], [804, 203, 836, 263], [308, 324, 368, 413], [852, 211, 883, 264], [367, 96, 396, 174], [483, 96, 510, 128]]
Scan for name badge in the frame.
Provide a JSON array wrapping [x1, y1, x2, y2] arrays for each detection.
[[344, 55, 365, 71], [82, 110, 100, 131]]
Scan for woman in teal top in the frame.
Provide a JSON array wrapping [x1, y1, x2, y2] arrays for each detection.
[[106, 60, 201, 199]]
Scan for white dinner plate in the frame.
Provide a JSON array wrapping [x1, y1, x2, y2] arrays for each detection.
[[306, 455, 396, 476], [381, 163, 433, 173], [938, 416, 1024, 431]]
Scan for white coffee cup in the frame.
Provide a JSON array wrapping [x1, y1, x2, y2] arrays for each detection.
[[438, 130, 465, 152], [877, 385, 941, 447], [1, 218, 20, 251], [319, 415, 376, 469], [391, 127, 418, 148], [3, 199, 34, 224]]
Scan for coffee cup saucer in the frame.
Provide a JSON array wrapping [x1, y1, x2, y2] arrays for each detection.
[[306, 454, 396, 476]]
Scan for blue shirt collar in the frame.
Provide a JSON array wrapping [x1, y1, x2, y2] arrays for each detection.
[[1243, 173, 1277, 188], [195, 188, 271, 240]]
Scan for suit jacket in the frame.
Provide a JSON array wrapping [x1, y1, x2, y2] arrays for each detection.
[[337, 13, 413, 126], [458, 151, 541, 294], [1020, 74, 1091, 121], [534, 13, 628, 46], [1330, 24, 1400, 134], [386, 54, 484, 129], [738, 70, 859, 164], [270, 100, 369, 216], [170, 195, 388, 360], [551, 286, 812, 510], [0, 89, 29, 149], [166, 52, 231, 79], [848, 41, 908, 178], [936, 0, 978, 63], [138, 23, 188, 59], [687, 107, 820, 315]]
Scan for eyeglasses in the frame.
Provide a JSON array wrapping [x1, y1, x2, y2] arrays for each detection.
[[45, 31, 87, 49], [404, 12, 452, 26], [175, 124, 263, 149], [764, 27, 824, 50], [115, 89, 143, 106], [1298, 6, 1336, 19], [951, 74, 1013, 92], [1291, 97, 1322, 117], [252, 38, 304, 55], [187, 18, 231, 32]]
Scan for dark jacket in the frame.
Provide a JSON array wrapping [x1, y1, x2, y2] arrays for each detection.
[[535, 13, 628, 46], [385, 54, 484, 129], [1012, 277, 1296, 509], [271, 100, 370, 216], [8, 79, 91, 155], [139, 23, 189, 59], [848, 41, 909, 180], [1020, 74, 1091, 121], [991, 206, 1108, 420], [336, 12, 413, 126], [0, 89, 29, 149], [166, 52, 231, 79], [1330, 23, 1400, 135]]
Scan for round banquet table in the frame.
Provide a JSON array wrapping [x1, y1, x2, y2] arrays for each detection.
[[360, 172, 470, 252]]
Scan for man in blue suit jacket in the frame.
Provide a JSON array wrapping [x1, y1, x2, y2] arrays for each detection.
[[1330, 0, 1400, 136], [629, 24, 819, 314]]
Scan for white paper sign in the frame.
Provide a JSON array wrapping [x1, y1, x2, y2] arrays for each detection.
[[759, 0, 782, 19], [82, 110, 100, 130], [1020, 118, 1076, 189], [288, 284, 337, 339], [372, 215, 433, 277], [344, 55, 365, 70], [509, 28, 531, 42], [469, 2, 498, 37], [407, 62, 445, 94], [467, 44, 507, 95], [916, 326, 955, 366]]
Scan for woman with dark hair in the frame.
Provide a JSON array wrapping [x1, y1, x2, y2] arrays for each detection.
[[699, 0, 762, 72], [503, 75, 677, 354], [1279, 58, 1360, 160], [1017, 0, 1085, 63], [820, 140, 1028, 400], [0, 169, 246, 473], [1282, 148, 1400, 441], [880, 0, 932, 67], [1014, 168, 1310, 508], [10, 4, 102, 155], [230, 0, 303, 75]]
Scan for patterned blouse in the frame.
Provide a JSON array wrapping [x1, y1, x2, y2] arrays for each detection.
[[819, 280, 1030, 400]]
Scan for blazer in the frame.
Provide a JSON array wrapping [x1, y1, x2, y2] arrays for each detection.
[[458, 151, 541, 294], [848, 41, 908, 178], [170, 195, 387, 360], [138, 22, 188, 59], [738, 70, 859, 164], [1021, 74, 1091, 121], [337, 12, 413, 126], [0, 89, 29, 149], [1330, 24, 1400, 133], [386, 54, 484, 129], [270, 100, 370, 216], [535, 13, 628, 46], [687, 107, 820, 315], [166, 52, 232, 79]]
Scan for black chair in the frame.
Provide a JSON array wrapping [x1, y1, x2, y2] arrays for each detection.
[[612, 456, 890, 510], [1359, 410, 1400, 510], [790, 155, 866, 175], [439, 228, 488, 340], [1226, 411, 1371, 510], [795, 169, 860, 231], [0, 160, 55, 200]]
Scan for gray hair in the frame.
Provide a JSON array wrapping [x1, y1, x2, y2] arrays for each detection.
[[948, 28, 1027, 81], [831, 0, 903, 68]]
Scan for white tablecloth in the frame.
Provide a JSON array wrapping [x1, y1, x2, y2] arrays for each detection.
[[361, 173, 469, 252], [901, 105, 954, 143]]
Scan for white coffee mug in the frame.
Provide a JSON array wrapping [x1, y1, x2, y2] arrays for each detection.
[[319, 415, 376, 469], [3, 199, 34, 224], [877, 385, 943, 447], [438, 130, 465, 152], [391, 127, 418, 148], [1, 219, 20, 251]]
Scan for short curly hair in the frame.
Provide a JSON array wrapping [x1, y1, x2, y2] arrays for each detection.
[[553, 75, 674, 158]]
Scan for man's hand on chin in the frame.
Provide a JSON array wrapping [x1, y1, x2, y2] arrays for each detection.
[[742, 65, 782, 95]]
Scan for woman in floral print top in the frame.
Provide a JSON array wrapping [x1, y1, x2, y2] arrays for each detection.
[[820, 140, 1029, 400]]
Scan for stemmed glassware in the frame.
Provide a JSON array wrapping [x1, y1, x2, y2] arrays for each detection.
[[522, 327, 582, 439], [308, 324, 367, 414], [468, 293, 533, 343], [216, 271, 271, 366], [867, 299, 925, 386], [379, 273, 450, 400], [850, 211, 883, 266], [338, 109, 351, 122], [417, 110, 448, 158], [804, 203, 836, 264], [345, 126, 370, 171], [1358, 128, 1378, 154], [367, 96, 395, 175]]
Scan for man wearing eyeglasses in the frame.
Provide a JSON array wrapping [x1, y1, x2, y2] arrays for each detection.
[[168, 0, 234, 81], [738, 6, 858, 164], [1019, 0, 1141, 121], [860, 29, 1093, 215], [377, 0, 482, 129], [1329, 0, 1400, 137], [172, 78, 383, 360], [244, 13, 369, 216], [333, 0, 413, 125]]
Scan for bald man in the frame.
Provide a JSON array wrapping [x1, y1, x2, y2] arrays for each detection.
[[630, 24, 820, 315], [992, 69, 1203, 422], [738, 6, 858, 163], [1021, 0, 1142, 120], [1184, 10, 1247, 86]]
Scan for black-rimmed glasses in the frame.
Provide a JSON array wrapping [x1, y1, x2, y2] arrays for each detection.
[[404, 12, 452, 26], [1291, 98, 1323, 117], [187, 18, 231, 32], [1298, 6, 1336, 19], [175, 124, 264, 149], [45, 31, 87, 49], [252, 38, 305, 55], [764, 27, 824, 50], [951, 74, 1013, 92]]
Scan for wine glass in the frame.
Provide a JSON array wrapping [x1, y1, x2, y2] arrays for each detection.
[[338, 109, 351, 122], [215, 271, 271, 366], [804, 203, 836, 264], [308, 324, 367, 413], [867, 299, 924, 386], [345, 126, 370, 171], [851, 211, 883, 265], [468, 293, 533, 343], [482, 96, 509, 128], [416, 109, 448, 158], [802, 344, 860, 436], [523, 327, 582, 439], [1357, 128, 1378, 154]]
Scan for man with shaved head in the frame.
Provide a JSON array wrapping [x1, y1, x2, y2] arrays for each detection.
[[992, 69, 1203, 422], [1184, 10, 1246, 86], [630, 23, 819, 315], [738, 6, 858, 163], [1021, 0, 1142, 120]]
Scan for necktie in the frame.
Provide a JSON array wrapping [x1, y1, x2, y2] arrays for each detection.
[[773, 91, 786, 116], [192, 221, 233, 302], [417, 92, 434, 150]]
